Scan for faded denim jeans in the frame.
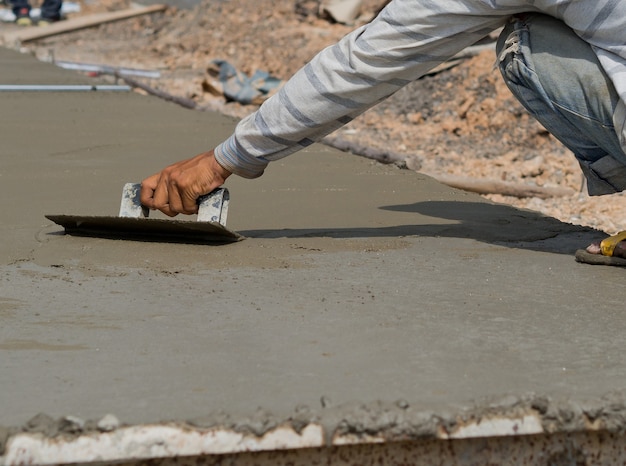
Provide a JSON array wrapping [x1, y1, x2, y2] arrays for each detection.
[[496, 13, 626, 195]]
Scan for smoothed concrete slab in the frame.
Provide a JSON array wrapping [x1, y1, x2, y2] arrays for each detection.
[[1, 47, 626, 465], [0, 46, 95, 85]]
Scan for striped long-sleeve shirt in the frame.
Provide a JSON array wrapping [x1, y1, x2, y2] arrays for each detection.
[[213, 0, 626, 179]]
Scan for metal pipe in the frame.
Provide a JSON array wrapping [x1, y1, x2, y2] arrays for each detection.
[[55, 60, 161, 79], [0, 84, 131, 91]]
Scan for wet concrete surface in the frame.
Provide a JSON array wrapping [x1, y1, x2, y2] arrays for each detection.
[[2, 46, 626, 458]]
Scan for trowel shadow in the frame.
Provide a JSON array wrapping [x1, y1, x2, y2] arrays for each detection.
[[239, 201, 600, 255]]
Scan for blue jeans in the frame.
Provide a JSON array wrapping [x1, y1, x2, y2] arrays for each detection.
[[496, 13, 626, 196], [10, 0, 62, 20]]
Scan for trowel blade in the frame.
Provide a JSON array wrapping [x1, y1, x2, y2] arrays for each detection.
[[45, 214, 244, 244]]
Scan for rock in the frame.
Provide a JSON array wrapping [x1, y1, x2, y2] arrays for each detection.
[[97, 414, 120, 432]]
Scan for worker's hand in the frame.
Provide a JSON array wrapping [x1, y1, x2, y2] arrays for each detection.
[[140, 150, 232, 216]]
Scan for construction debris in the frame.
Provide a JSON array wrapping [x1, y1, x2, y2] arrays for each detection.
[[320, 0, 363, 24], [203, 60, 282, 105]]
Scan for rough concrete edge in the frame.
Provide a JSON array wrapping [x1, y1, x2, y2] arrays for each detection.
[[3, 391, 626, 465]]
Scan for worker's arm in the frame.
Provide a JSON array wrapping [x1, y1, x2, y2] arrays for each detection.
[[212, 1, 510, 178], [140, 150, 231, 217], [143, 0, 514, 215]]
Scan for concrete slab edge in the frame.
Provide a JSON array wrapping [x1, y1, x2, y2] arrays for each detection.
[[2, 424, 323, 465], [3, 392, 626, 465], [0, 419, 542, 465]]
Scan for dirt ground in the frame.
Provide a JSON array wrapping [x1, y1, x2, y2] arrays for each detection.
[[15, 0, 626, 234]]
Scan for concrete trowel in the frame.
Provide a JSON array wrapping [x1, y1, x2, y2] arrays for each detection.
[[46, 183, 244, 243]]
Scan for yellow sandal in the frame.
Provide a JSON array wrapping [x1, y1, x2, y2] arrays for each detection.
[[575, 230, 626, 266], [600, 231, 626, 257]]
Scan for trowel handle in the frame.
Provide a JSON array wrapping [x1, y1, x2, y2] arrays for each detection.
[[197, 188, 230, 226], [119, 183, 150, 218], [119, 183, 229, 227]]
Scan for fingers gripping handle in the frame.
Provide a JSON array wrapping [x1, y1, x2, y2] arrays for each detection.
[[119, 183, 230, 227]]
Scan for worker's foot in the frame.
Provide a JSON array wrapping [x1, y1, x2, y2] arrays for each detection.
[[575, 231, 626, 266], [586, 231, 626, 258], [38, 16, 60, 26], [575, 231, 626, 267], [14, 8, 32, 26]]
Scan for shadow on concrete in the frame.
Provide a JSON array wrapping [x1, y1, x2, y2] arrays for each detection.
[[240, 201, 599, 255]]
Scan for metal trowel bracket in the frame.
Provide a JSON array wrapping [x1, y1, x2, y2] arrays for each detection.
[[119, 183, 230, 226], [119, 183, 150, 219]]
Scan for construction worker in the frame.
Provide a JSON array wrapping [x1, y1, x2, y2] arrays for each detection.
[[140, 1, 626, 265]]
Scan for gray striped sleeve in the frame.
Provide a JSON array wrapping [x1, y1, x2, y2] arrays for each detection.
[[214, 0, 626, 177]]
